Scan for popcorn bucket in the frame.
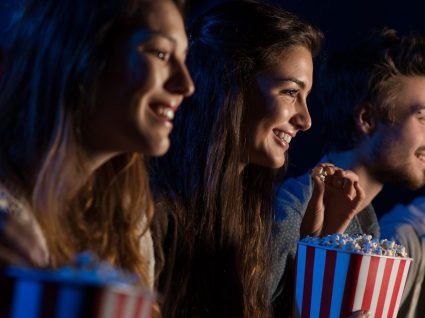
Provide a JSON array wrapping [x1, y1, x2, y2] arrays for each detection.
[[293, 242, 412, 318], [0, 267, 156, 318]]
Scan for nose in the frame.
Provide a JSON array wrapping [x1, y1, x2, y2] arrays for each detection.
[[290, 99, 312, 131], [166, 60, 195, 97]]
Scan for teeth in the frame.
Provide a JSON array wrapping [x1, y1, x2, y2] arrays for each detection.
[[156, 106, 174, 120], [273, 130, 292, 144]]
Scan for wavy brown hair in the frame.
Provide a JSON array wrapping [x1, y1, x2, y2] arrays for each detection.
[[150, 1, 323, 316], [0, 0, 184, 286]]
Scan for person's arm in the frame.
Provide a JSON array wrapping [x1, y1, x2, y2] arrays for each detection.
[[271, 174, 313, 314]]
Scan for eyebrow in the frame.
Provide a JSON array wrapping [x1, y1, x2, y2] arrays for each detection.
[[273, 77, 312, 95], [150, 31, 177, 45], [146, 31, 189, 55], [274, 77, 306, 89]]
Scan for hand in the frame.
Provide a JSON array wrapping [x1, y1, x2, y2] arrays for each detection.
[[300, 163, 365, 237], [0, 209, 48, 267]]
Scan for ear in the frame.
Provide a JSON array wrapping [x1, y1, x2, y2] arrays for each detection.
[[354, 102, 376, 136]]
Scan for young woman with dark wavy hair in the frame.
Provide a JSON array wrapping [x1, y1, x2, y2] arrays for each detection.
[[0, 0, 193, 289], [149, 1, 329, 316]]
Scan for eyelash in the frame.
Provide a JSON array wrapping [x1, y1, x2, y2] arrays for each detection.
[[149, 49, 169, 61], [281, 89, 298, 98]]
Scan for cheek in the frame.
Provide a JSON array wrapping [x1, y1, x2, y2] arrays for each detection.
[[379, 126, 418, 158], [126, 54, 162, 96], [396, 124, 425, 150]]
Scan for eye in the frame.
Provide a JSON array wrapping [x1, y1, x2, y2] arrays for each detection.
[[416, 109, 425, 121], [280, 89, 299, 98], [148, 49, 170, 61]]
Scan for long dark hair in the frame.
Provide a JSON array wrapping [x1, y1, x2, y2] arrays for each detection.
[[0, 0, 183, 285], [150, 1, 322, 316]]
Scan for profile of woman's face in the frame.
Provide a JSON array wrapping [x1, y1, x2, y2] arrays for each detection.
[[242, 45, 313, 169], [86, 0, 194, 158]]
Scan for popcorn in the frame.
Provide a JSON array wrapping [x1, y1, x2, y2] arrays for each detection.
[[312, 166, 327, 182], [300, 233, 408, 258], [294, 234, 412, 318]]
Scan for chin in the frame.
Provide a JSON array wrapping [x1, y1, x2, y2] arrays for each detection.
[[148, 146, 170, 157], [263, 158, 286, 169], [140, 138, 170, 157]]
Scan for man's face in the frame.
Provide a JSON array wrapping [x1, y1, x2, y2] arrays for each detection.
[[367, 76, 425, 190]]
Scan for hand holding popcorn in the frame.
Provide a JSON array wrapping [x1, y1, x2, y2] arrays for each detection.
[[301, 163, 365, 237]]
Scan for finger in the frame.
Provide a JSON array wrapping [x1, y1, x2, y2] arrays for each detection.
[[312, 166, 327, 182], [310, 168, 327, 204], [312, 163, 338, 181], [325, 173, 345, 189], [351, 181, 366, 211], [323, 164, 338, 176], [340, 169, 360, 183]]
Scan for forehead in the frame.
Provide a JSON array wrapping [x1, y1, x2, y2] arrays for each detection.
[[142, 0, 188, 48], [256, 46, 313, 89]]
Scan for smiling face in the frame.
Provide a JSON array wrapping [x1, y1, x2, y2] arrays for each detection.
[[366, 76, 425, 189], [85, 0, 194, 161], [241, 46, 313, 169]]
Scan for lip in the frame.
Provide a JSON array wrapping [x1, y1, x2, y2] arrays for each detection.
[[273, 132, 289, 151], [148, 100, 181, 127], [273, 128, 295, 145]]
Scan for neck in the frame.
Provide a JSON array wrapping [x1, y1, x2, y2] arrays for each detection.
[[327, 150, 384, 211], [82, 146, 121, 175]]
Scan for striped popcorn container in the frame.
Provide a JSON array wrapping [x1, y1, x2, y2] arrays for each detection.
[[293, 242, 412, 318], [0, 267, 155, 318]]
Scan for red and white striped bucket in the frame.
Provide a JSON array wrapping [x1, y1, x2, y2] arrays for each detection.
[[293, 242, 412, 318], [0, 269, 155, 318]]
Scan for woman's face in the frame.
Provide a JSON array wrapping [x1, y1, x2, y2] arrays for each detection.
[[86, 0, 194, 159], [242, 46, 313, 169]]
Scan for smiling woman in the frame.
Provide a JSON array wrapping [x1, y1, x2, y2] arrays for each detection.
[[242, 46, 313, 169], [148, 1, 322, 317], [0, 0, 192, 291]]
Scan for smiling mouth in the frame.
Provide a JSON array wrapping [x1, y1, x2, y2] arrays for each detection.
[[273, 129, 292, 144], [150, 104, 175, 120]]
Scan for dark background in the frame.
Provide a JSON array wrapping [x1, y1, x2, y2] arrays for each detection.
[[2, 0, 425, 218]]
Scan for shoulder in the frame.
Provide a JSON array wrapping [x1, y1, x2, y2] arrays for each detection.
[[274, 171, 313, 222], [380, 198, 425, 239]]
